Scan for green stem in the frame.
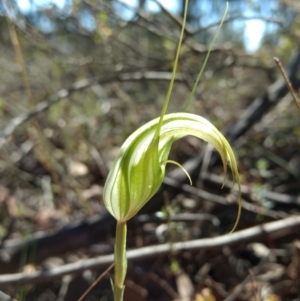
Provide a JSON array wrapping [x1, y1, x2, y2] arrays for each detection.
[[183, 2, 229, 112], [114, 221, 127, 301], [154, 0, 189, 139]]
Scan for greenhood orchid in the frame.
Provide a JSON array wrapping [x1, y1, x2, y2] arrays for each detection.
[[102, 2, 241, 301], [103, 112, 240, 223]]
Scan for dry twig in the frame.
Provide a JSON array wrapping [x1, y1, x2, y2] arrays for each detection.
[[0, 71, 184, 149], [0, 215, 299, 285]]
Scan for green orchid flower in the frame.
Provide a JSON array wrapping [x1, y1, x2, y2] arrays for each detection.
[[102, 2, 240, 301], [103, 112, 240, 223]]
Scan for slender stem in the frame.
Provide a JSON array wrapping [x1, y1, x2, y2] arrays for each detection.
[[114, 221, 127, 301], [154, 0, 189, 139], [183, 2, 229, 111]]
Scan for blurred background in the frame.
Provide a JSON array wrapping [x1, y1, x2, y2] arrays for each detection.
[[0, 0, 300, 300]]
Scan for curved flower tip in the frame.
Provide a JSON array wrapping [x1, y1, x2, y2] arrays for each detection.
[[103, 112, 241, 225]]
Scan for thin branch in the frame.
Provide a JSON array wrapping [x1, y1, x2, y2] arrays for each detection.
[[77, 263, 114, 301], [0, 71, 185, 149], [202, 172, 300, 207], [164, 176, 287, 219], [151, 0, 193, 35], [0, 215, 299, 285], [274, 57, 300, 111], [193, 16, 282, 36]]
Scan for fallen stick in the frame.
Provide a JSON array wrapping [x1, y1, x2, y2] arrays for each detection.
[[0, 215, 299, 285]]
